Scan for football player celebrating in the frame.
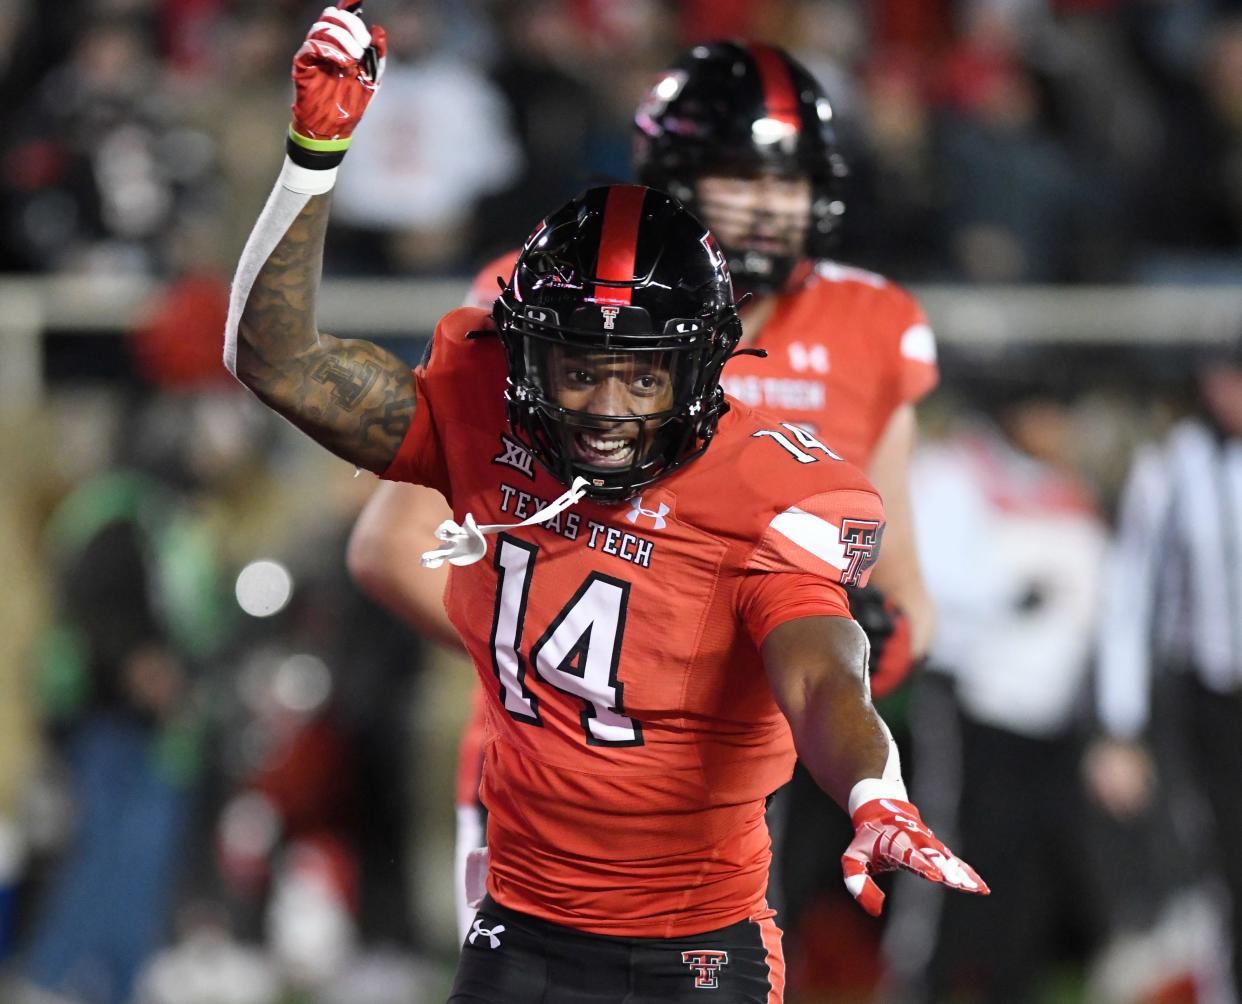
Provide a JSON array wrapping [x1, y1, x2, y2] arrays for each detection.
[[227, 8, 984, 1001], [347, 41, 939, 946]]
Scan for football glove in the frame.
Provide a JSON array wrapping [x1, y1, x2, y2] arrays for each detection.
[[842, 795, 988, 917], [288, 2, 387, 169], [846, 584, 918, 698]]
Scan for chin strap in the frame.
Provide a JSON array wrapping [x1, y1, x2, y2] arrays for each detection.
[[421, 477, 590, 568]]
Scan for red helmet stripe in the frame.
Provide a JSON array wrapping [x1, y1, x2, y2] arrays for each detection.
[[749, 44, 801, 131], [592, 185, 646, 305]]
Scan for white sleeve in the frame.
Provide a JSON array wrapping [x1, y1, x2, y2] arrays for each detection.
[[223, 158, 336, 377], [1094, 442, 1174, 739]]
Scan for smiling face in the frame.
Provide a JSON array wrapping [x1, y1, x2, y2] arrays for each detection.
[[544, 348, 677, 469]]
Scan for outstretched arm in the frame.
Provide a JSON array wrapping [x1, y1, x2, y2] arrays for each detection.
[[226, 3, 414, 474], [763, 615, 987, 916], [762, 615, 892, 804]]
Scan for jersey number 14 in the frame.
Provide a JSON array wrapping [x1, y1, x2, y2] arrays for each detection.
[[488, 534, 643, 748]]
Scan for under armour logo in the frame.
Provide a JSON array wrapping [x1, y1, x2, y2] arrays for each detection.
[[626, 496, 669, 530], [492, 434, 536, 480], [789, 341, 830, 374], [468, 918, 505, 949], [681, 950, 729, 989], [600, 305, 620, 330]]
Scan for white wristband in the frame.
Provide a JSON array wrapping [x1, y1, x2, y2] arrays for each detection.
[[224, 164, 317, 377], [279, 156, 338, 196], [847, 721, 907, 815], [848, 777, 909, 816]]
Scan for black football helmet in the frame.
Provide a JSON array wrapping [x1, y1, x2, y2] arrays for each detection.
[[633, 41, 847, 294], [493, 184, 743, 503]]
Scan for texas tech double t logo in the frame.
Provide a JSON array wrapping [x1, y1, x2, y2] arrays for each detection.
[[840, 518, 882, 586], [681, 950, 729, 989]]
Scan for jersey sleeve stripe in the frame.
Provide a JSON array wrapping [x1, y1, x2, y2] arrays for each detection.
[[899, 322, 937, 364], [745, 488, 885, 585], [767, 506, 850, 573]]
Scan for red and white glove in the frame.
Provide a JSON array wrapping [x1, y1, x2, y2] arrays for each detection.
[[841, 792, 989, 917], [288, 2, 387, 168]]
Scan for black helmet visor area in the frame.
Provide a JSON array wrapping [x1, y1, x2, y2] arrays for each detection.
[[632, 42, 847, 293], [691, 171, 812, 291], [514, 314, 707, 500], [495, 185, 743, 503]]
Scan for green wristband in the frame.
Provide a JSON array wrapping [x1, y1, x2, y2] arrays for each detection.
[[286, 126, 351, 169]]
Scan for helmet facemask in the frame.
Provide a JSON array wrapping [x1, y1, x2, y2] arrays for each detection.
[[633, 42, 848, 295], [692, 169, 815, 294], [497, 293, 741, 503]]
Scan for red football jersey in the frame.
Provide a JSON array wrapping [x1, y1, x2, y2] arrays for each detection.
[[464, 251, 521, 310], [720, 260, 938, 467], [383, 307, 885, 937], [467, 254, 939, 467], [453, 254, 936, 805]]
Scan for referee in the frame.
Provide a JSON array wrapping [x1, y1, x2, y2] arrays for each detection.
[[1091, 334, 1242, 997]]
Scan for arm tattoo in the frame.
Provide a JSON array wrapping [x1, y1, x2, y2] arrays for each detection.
[[235, 194, 418, 473], [311, 356, 380, 409]]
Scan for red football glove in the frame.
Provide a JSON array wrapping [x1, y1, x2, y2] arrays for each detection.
[[845, 584, 918, 698], [841, 796, 988, 917], [290, 3, 387, 149]]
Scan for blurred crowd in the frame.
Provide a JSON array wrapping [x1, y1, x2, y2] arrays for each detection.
[[3, 0, 1242, 285], [2, 0, 1242, 1003]]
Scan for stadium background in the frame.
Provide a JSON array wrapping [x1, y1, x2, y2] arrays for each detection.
[[1, 0, 1241, 1001]]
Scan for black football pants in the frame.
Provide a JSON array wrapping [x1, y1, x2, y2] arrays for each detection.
[[448, 894, 783, 1003]]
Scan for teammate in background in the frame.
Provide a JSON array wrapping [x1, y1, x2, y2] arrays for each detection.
[[346, 41, 940, 952], [226, 8, 984, 1000]]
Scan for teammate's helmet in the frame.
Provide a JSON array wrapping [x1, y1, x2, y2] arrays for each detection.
[[493, 184, 742, 503], [633, 41, 847, 293]]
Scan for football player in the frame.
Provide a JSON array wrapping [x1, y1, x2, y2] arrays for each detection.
[[226, 8, 984, 1001], [347, 41, 939, 946]]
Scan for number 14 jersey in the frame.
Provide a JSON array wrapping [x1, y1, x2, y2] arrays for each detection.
[[383, 307, 885, 938]]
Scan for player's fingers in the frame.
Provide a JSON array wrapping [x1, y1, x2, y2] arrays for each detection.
[[842, 868, 885, 917], [297, 38, 352, 68], [320, 6, 370, 46], [310, 20, 368, 60], [935, 853, 989, 895], [901, 847, 947, 884], [368, 24, 388, 60], [298, 39, 357, 70]]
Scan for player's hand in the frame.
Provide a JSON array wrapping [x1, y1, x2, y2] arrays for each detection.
[[290, 3, 387, 153], [1082, 737, 1155, 820], [846, 584, 918, 698], [841, 796, 988, 917]]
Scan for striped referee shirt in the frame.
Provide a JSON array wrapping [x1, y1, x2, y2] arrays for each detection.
[[1096, 419, 1242, 738]]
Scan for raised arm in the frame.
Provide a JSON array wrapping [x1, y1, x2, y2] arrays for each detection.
[[225, 4, 414, 474], [233, 194, 415, 472], [762, 614, 988, 916]]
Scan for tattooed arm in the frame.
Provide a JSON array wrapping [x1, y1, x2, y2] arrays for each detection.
[[233, 192, 415, 473]]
